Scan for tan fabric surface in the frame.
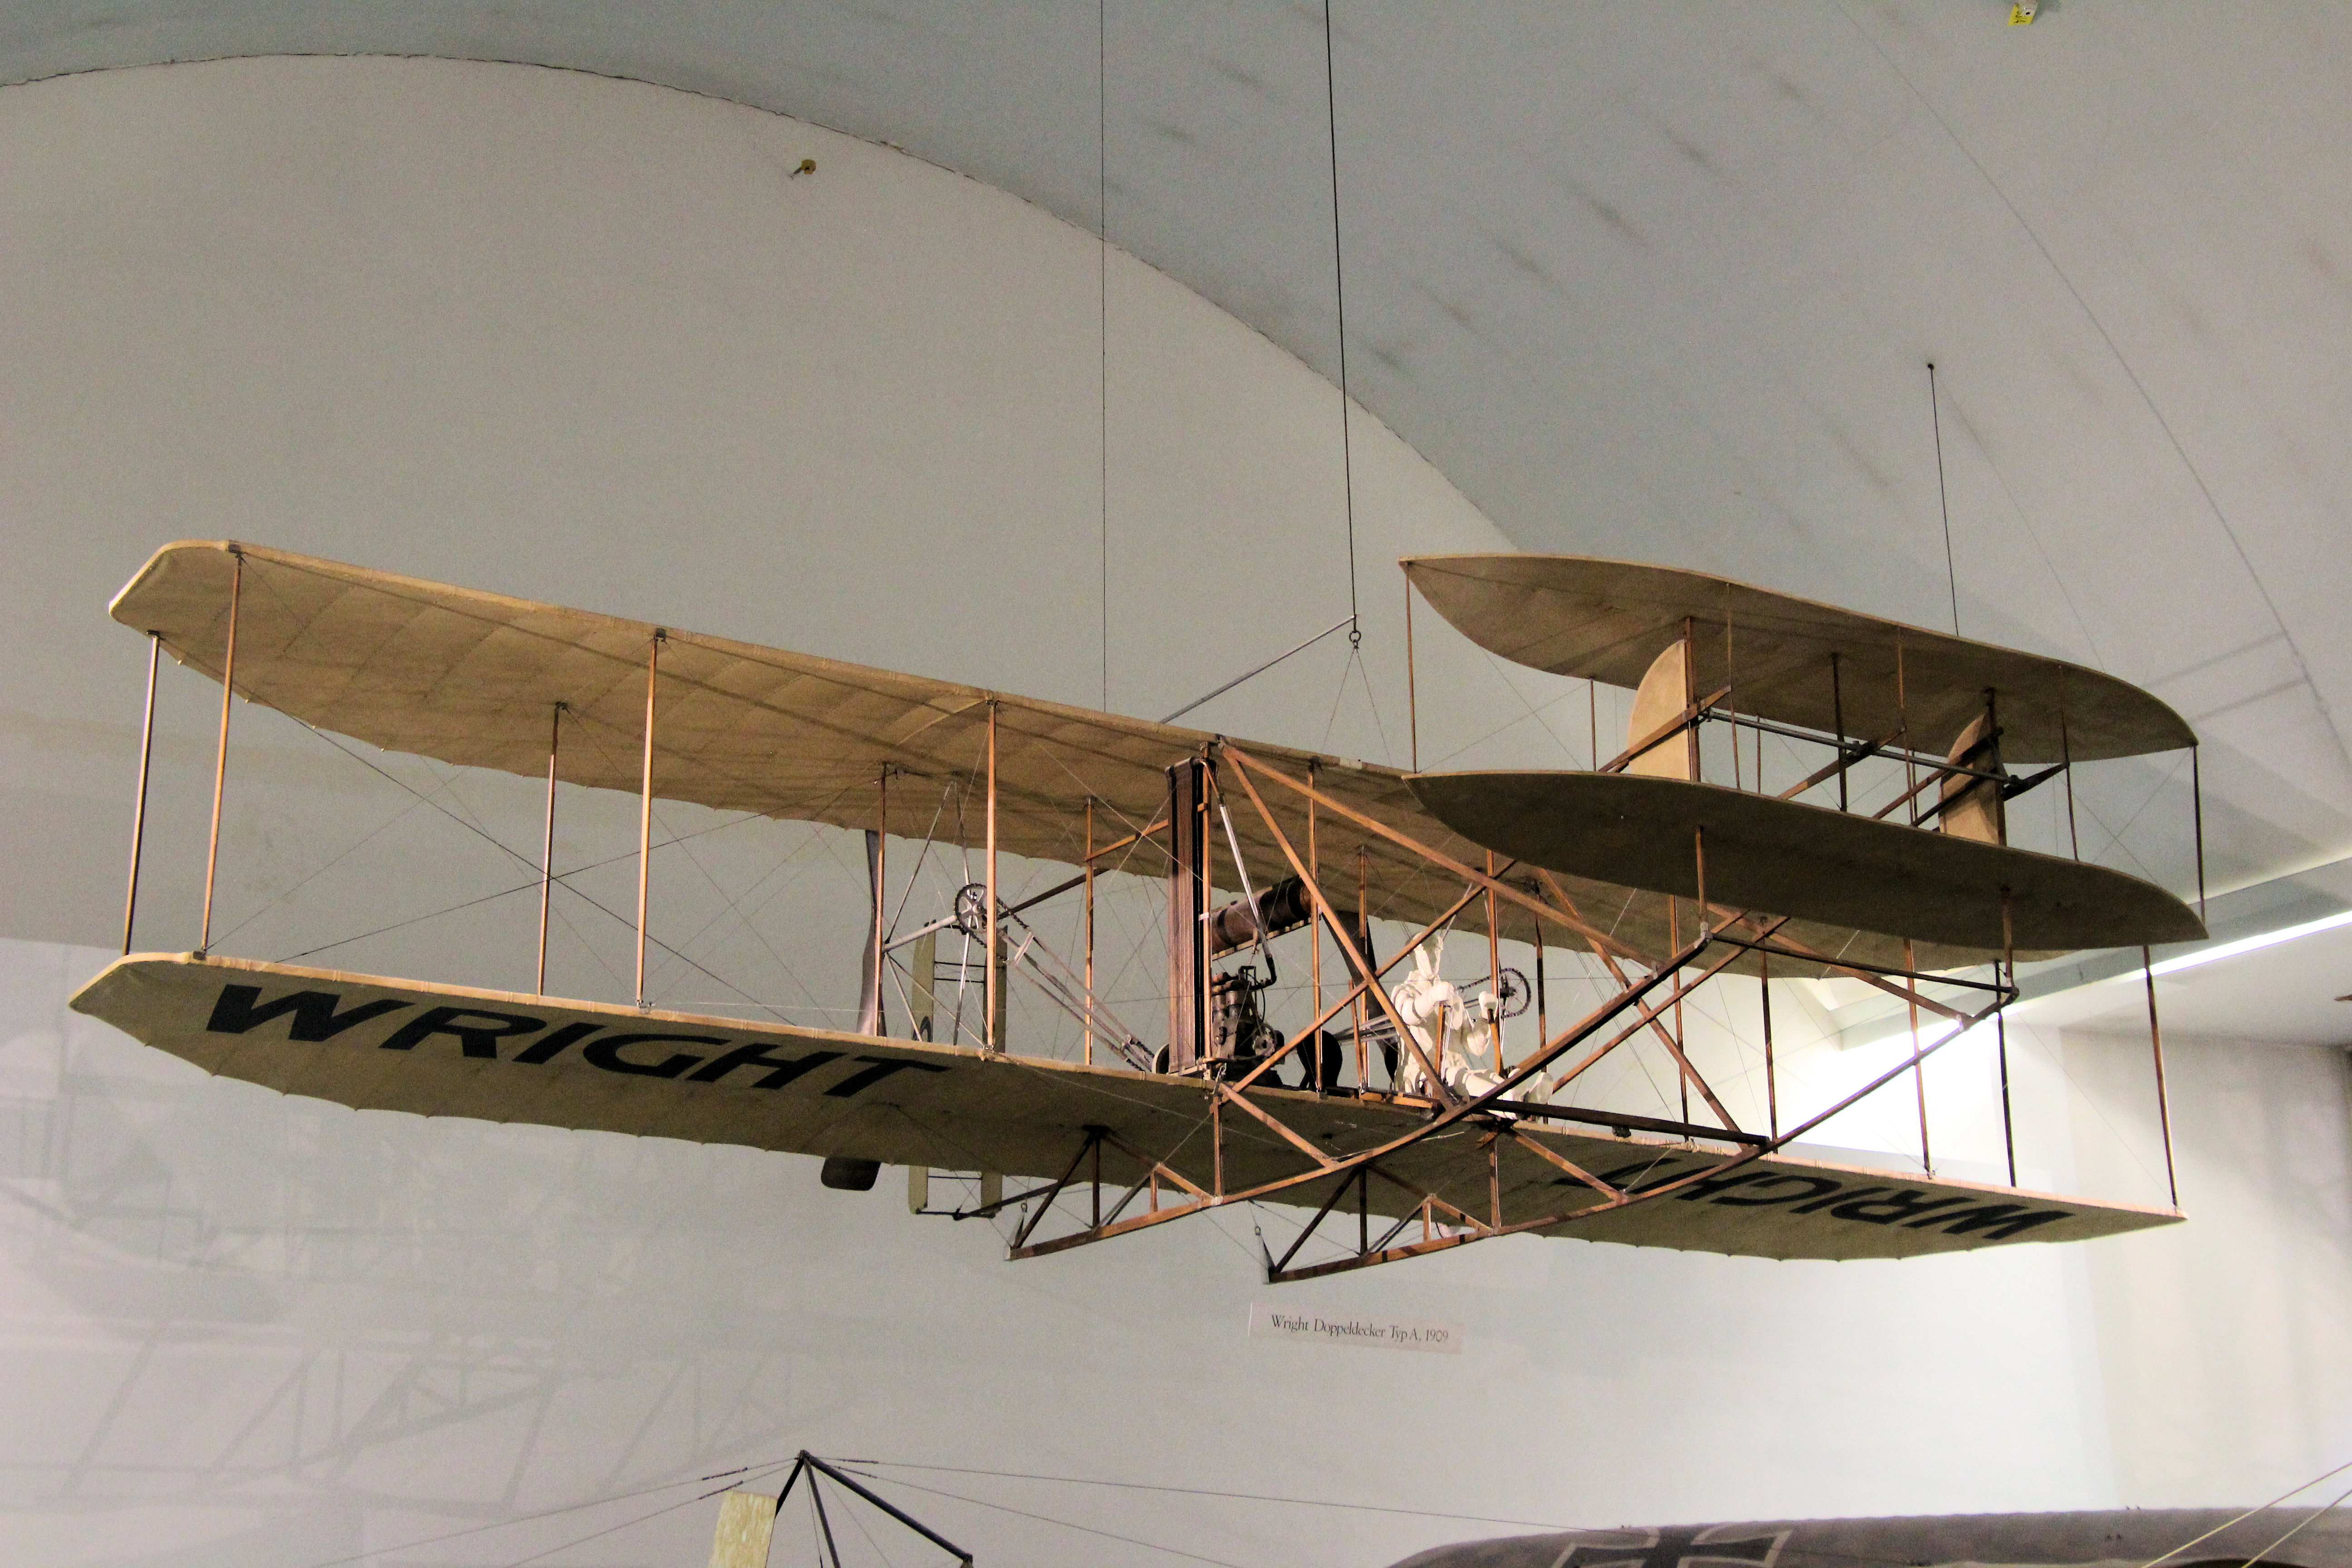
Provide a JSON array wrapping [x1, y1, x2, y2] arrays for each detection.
[[70, 955, 2181, 1264], [113, 539, 1955, 971], [1403, 554, 2195, 762]]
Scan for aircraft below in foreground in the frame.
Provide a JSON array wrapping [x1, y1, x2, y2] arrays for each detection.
[[1388, 1507, 2347, 1568]]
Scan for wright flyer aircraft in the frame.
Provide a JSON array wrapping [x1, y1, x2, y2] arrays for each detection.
[[74, 542, 2207, 1280]]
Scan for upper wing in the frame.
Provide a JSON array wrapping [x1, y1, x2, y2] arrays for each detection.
[[109, 539, 1685, 953], [1402, 553, 2194, 762]]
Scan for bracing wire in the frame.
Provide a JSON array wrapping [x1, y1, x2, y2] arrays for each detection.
[[1929, 360, 1958, 635], [845, 1459, 1607, 1534], [2232, 1481, 2352, 1568], [2133, 1455, 2352, 1568], [289, 1460, 795, 1568], [842, 1469, 1250, 1568], [1322, 0, 1360, 648]]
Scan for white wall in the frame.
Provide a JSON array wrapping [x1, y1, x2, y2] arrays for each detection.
[[2, 56, 2348, 1568]]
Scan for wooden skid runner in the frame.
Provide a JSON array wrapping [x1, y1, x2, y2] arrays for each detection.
[[71, 955, 2180, 1265]]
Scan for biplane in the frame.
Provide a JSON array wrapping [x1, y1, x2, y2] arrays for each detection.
[[72, 542, 2205, 1281]]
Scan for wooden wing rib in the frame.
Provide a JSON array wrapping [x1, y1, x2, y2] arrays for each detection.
[[1401, 554, 2195, 762], [69, 954, 2180, 1263]]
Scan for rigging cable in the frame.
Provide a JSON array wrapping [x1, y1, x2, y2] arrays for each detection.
[[843, 1459, 1603, 1534], [838, 1468, 1250, 1568], [1929, 361, 1958, 636], [1322, 0, 1360, 648], [2133, 1454, 2352, 1568], [1843, 2, 2348, 770], [1100, 0, 1111, 708], [289, 1459, 795, 1568]]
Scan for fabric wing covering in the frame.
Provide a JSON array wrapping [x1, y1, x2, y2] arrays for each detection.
[[1401, 554, 2195, 762], [115, 540, 1941, 970], [70, 954, 2180, 1263]]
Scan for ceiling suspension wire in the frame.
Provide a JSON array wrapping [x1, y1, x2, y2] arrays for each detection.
[[1929, 360, 1959, 635], [1099, 0, 1111, 709], [1322, 0, 1361, 648]]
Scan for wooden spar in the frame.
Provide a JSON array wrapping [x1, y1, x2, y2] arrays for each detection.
[[1308, 760, 1322, 1065], [985, 700, 999, 1054], [1597, 684, 1733, 777], [198, 549, 242, 955], [1489, 1133, 1502, 1230], [861, 767, 887, 1036], [1907, 934, 1930, 1175], [1760, 944, 1777, 1140], [1831, 651, 1847, 811], [1355, 843, 1370, 1086], [537, 702, 561, 995], [1211, 1085, 1223, 1196], [1693, 828, 1707, 927], [2144, 945, 2180, 1208], [1999, 891, 2018, 1187], [1166, 758, 1206, 1073], [1533, 912, 1547, 1058], [2191, 744, 2207, 921], [1671, 893, 1687, 1124], [1754, 680, 1766, 794], [1779, 726, 1902, 804], [122, 632, 160, 956], [1405, 574, 1419, 772], [1083, 797, 1095, 1067], [1083, 814, 1167, 863], [634, 631, 662, 1005], [2061, 674, 2081, 860], [1724, 583, 1739, 791], [1486, 850, 1504, 1074], [1682, 614, 1700, 783], [1897, 632, 1917, 826]]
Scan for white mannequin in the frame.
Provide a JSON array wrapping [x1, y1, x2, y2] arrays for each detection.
[[1387, 935, 1522, 1102]]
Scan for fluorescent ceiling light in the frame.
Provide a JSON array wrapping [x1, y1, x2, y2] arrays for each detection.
[[2143, 908, 2352, 980]]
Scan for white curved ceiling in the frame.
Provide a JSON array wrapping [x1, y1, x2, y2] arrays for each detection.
[[5, 0, 2348, 895]]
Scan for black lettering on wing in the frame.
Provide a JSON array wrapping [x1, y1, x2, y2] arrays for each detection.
[[687, 1042, 842, 1088], [825, 1058, 950, 1098], [1828, 1189, 1973, 1226], [512, 1022, 601, 1064], [580, 1033, 721, 1078], [1788, 1184, 1867, 1215], [378, 1006, 548, 1059], [1921, 1203, 2071, 1240], [1671, 1170, 1774, 1203], [207, 983, 408, 1042], [1710, 1174, 1841, 1207]]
